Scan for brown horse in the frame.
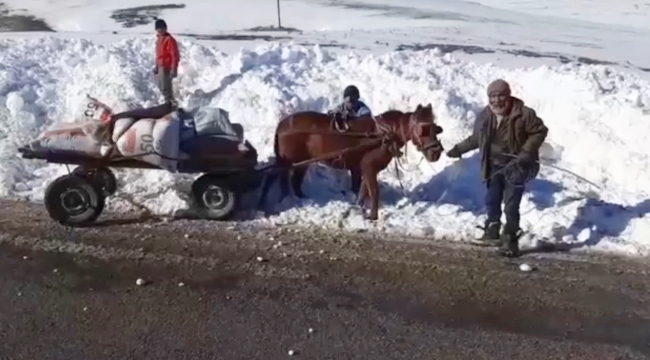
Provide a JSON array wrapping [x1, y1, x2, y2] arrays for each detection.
[[258, 104, 444, 220]]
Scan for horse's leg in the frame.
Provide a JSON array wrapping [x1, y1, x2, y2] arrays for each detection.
[[356, 179, 368, 207], [258, 172, 278, 208], [279, 169, 291, 200], [360, 149, 392, 221], [361, 168, 380, 221], [291, 166, 307, 199], [350, 168, 362, 196]]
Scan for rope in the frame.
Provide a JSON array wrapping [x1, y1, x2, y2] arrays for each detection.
[[410, 150, 604, 223], [412, 156, 466, 217], [484, 158, 537, 188], [489, 153, 601, 190], [280, 137, 386, 170], [283, 128, 383, 139]]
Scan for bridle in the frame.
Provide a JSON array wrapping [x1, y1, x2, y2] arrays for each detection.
[[371, 112, 444, 164], [407, 113, 443, 153]]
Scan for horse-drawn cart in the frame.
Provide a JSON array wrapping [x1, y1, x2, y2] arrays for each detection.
[[19, 95, 445, 226], [17, 99, 262, 226]]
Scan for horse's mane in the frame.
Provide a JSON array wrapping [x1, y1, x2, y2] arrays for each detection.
[[295, 110, 324, 116], [281, 109, 407, 120], [380, 109, 406, 117], [278, 109, 411, 126], [375, 109, 408, 124], [279, 110, 322, 119]]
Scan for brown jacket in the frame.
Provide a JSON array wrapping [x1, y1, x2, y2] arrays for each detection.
[[455, 97, 548, 181]]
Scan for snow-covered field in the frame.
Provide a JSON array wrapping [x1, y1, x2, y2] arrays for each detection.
[[2, 0, 650, 256]]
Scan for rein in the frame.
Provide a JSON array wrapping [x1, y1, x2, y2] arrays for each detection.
[[268, 111, 442, 195], [281, 128, 383, 139], [266, 115, 408, 174]]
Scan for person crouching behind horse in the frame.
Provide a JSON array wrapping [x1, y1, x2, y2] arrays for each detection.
[[445, 79, 548, 258], [328, 85, 372, 122]]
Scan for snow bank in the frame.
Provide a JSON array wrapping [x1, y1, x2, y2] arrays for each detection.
[[2, 36, 650, 256]]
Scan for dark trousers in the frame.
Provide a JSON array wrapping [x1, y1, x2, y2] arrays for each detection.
[[485, 164, 525, 234]]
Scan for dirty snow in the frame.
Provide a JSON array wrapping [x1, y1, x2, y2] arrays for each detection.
[[1, 0, 650, 256]]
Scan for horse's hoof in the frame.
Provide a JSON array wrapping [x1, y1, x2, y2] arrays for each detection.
[[261, 206, 277, 218], [355, 195, 365, 206]]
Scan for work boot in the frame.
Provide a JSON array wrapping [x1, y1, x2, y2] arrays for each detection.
[[498, 228, 523, 258], [471, 222, 502, 247]]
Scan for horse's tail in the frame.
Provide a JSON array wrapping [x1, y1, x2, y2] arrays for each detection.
[[273, 114, 292, 163]]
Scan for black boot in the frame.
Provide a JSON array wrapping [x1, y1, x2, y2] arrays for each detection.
[[498, 228, 522, 258], [471, 222, 502, 247]]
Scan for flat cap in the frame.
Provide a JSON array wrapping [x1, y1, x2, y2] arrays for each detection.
[[487, 79, 511, 96]]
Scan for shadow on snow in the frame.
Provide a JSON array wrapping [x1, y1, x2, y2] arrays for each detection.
[[256, 149, 650, 255], [527, 198, 650, 255], [410, 153, 564, 215]]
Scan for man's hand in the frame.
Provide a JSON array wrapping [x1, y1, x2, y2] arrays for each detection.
[[516, 151, 534, 165], [171, 69, 178, 78], [152, 66, 158, 75], [446, 146, 462, 159]]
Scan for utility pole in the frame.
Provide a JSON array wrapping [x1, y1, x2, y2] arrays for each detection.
[[277, 0, 282, 28]]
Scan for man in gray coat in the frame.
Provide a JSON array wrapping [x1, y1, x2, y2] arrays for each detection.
[[446, 79, 548, 257]]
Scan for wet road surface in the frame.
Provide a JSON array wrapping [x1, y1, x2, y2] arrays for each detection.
[[0, 200, 649, 359]]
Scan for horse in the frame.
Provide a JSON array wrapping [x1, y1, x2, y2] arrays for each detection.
[[258, 103, 445, 220]]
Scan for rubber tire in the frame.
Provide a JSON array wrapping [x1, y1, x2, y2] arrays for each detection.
[[191, 174, 237, 220], [73, 166, 117, 197], [44, 174, 105, 226]]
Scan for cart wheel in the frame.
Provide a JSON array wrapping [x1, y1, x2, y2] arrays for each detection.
[[44, 174, 105, 226], [73, 166, 117, 197], [191, 174, 237, 220]]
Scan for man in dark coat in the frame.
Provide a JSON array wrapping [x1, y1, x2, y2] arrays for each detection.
[[446, 79, 548, 257]]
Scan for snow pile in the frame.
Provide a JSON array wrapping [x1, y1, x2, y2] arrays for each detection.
[[2, 36, 650, 255]]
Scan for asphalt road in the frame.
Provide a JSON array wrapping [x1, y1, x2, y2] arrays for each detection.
[[0, 199, 649, 359]]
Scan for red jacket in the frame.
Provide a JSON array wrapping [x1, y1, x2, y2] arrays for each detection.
[[156, 33, 180, 70]]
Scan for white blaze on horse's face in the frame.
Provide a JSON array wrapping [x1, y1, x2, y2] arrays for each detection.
[[413, 103, 444, 162]]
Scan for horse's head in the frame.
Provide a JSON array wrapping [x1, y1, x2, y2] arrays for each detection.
[[408, 103, 444, 162]]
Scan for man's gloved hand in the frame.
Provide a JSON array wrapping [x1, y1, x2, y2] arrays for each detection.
[[171, 69, 178, 78], [446, 146, 462, 159], [152, 66, 158, 75], [515, 151, 533, 165]]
